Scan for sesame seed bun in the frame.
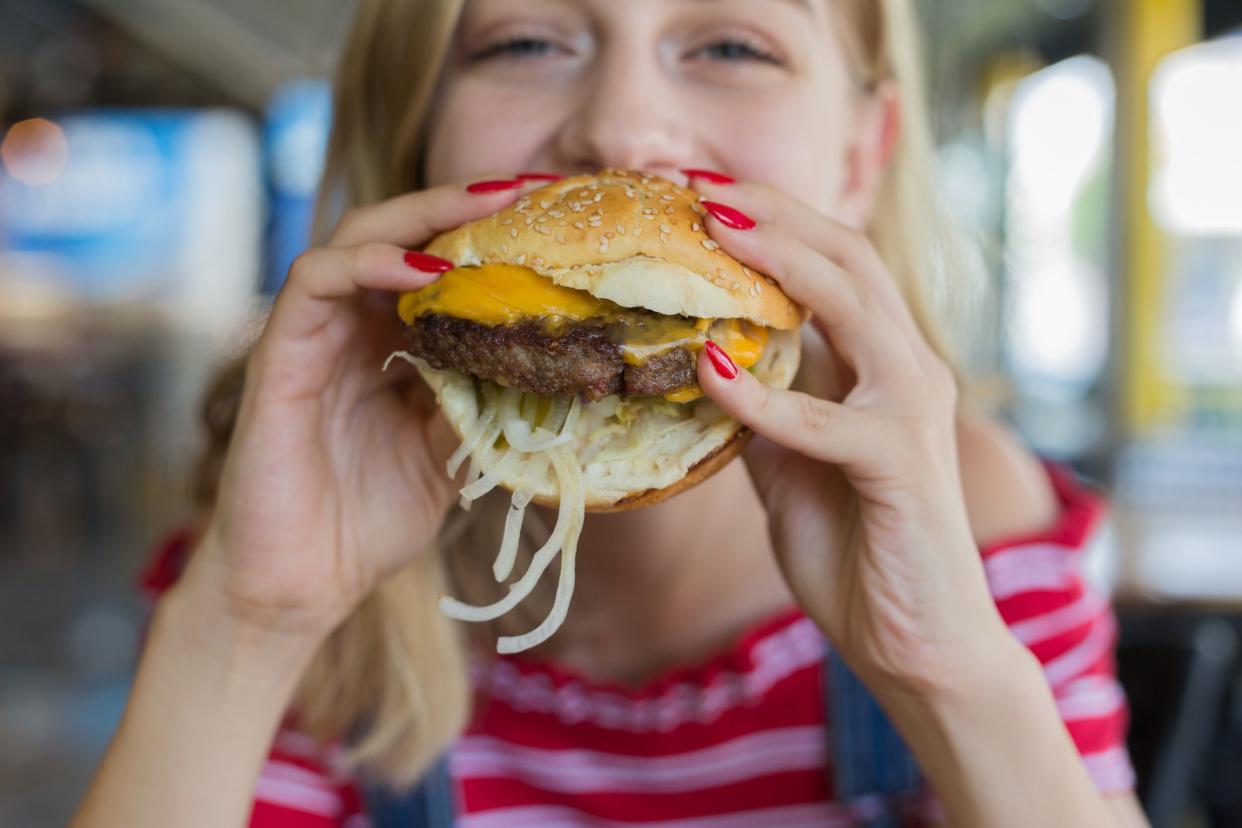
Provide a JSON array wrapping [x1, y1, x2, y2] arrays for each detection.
[[424, 169, 803, 331]]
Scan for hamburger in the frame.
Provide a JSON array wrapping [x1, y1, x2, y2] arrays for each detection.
[[389, 169, 802, 652]]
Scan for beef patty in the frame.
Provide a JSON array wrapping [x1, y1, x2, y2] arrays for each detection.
[[403, 314, 698, 401]]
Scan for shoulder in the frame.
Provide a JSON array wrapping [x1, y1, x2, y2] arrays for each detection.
[[955, 411, 1061, 552]]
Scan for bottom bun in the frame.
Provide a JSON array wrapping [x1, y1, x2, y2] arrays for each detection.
[[417, 328, 801, 512]]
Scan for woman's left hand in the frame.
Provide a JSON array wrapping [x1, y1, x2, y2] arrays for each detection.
[[690, 179, 1015, 696]]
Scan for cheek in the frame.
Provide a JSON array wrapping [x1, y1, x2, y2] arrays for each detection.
[[688, 86, 851, 217], [424, 80, 562, 186]]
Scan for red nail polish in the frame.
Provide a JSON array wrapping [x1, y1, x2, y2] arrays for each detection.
[[701, 201, 756, 230], [517, 172, 563, 182], [466, 179, 523, 194], [705, 340, 739, 380], [682, 168, 735, 185], [404, 251, 455, 273]]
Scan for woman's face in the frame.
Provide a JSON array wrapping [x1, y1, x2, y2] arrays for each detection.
[[424, 0, 892, 226]]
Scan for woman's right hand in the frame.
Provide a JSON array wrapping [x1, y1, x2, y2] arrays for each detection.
[[185, 179, 530, 644]]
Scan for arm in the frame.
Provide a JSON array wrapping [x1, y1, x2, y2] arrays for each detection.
[[72, 554, 318, 828], [876, 631, 1120, 828], [688, 177, 1148, 828], [72, 178, 537, 826]]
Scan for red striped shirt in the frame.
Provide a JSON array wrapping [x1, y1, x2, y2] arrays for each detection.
[[142, 463, 1134, 827]]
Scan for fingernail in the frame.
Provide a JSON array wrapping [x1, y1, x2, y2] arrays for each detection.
[[682, 168, 735, 185], [701, 201, 756, 230], [466, 179, 523, 194], [705, 340, 739, 380], [516, 172, 563, 182], [404, 251, 455, 273]]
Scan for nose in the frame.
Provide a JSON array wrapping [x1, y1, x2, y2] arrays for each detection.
[[555, 45, 693, 178]]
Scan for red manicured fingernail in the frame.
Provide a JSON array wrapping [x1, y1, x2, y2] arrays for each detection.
[[404, 251, 455, 273], [466, 179, 523, 193], [705, 340, 739, 380], [517, 172, 563, 182], [682, 168, 735, 185], [701, 201, 756, 230]]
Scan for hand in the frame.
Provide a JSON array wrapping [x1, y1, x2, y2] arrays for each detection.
[[691, 181, 1010, 694], [188, 178, 534, 643]]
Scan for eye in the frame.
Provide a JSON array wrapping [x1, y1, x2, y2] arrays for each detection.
[[692, 38, 783, 66], [472, 36, 564, 62]]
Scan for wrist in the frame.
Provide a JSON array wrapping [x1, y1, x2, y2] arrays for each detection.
[[159, 556, 323, 703]]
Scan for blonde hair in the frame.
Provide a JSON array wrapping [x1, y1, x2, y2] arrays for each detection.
[[196, 0, 985, 788]]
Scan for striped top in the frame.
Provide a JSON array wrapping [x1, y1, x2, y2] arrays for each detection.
[[141, 464, 1134, 827]]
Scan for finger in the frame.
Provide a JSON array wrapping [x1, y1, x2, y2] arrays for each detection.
[[698, 344, 883, 471], [690, 179, 921, 339], [699, 215, 912, 375], [329, 176, 538, 249], [268, 242, 449, 342]]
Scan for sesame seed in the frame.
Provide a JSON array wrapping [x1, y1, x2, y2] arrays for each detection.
[[643, 207, 656, 214], [692, 223, 702, 233], [606, 231, 615, 239], [515, 254, 527, 265], [599, 241, 609, 253], [533, 257, 546, 267], [660, 225, 672, 234], [615, 224, 626, 235], [731, 281, 741, 291], [539, 200, 551, 209], [536, 225, 551, 235], [501, 243, 510, 254], [661, 194, 675, 202], [510, 228, 519, 238], [525, 217, 535, 225], [665, 206, 675, 215], [643, 214, 656, 221], [556, 233, 567, 244], [578, 190, 590, 198], [690, 202, 706, 215], [594, 193, 603, 202], [536, 214, 549, 223], [660, 234, 671, 244], [500, 217, 514, 226], [702, 239, 720, 251], [573, 221, 586, 230], [548, 210, 564, 218]]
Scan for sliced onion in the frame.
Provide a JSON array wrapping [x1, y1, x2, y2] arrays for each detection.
[[541, 396, 572, 433], [493, 488, 533, 582], [382, 350, 420, 372], [447, 412, 498, 479], [459, 447, 522, 502], [560, 395, 583, 436], [497, 448, 584, 654], [440, 447, 579, 623], [458, 456, 482, 511]]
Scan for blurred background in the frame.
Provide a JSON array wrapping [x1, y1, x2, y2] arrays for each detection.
[[1, 0, 1241, 825]]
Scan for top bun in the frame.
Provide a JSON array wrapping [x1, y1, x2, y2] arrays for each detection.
[[424, 169, 803, 331]]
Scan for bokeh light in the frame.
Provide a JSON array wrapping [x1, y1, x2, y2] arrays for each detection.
[[1, 118, 70, 187]]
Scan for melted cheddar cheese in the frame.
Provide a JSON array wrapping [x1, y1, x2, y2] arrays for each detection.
[[398, 265, 768, 402]]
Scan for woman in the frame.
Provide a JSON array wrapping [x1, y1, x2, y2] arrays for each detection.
[[74, 0, 1148, 825]]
